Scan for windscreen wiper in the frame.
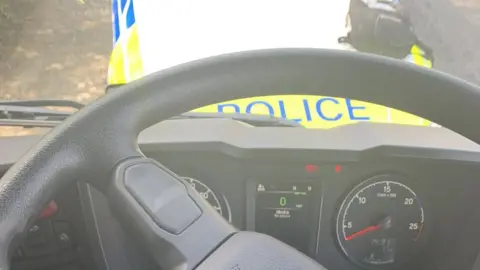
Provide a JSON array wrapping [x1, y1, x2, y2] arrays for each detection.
[[0, 100, 302, 128], [171, 112, 303, 127], [0, 99, 83, 128], [0, 99, 84, 109]]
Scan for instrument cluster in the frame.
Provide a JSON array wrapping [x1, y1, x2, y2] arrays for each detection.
[[179, 169, 430, 269]]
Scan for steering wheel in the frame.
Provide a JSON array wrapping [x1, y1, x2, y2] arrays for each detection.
[[1, 49, 480, 270]]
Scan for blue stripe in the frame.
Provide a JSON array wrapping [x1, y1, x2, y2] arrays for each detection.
[[112, 0, 120, 43], [111, 0, 136, 44], [126, 0, 135, 29], [120, 0, 128, 12]]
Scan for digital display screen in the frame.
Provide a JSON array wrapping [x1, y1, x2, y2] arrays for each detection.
[[254, 182, 314, 254]]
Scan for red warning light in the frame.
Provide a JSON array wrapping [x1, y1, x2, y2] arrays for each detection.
[[305, 164, 319, 173], [335, 165, 342, 173], [39, 201, 58, 219]]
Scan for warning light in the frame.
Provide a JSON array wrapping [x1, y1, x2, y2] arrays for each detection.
[[305, 164, 319, 173], [39, 200, 58, 219], [335, 165, 342, 173]]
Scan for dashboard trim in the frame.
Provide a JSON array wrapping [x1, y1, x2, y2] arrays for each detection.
[[1, 120, 480, 169], [245, 181, 256, 232], [315, 184, 325, 255], [79, 183, 109, 270]]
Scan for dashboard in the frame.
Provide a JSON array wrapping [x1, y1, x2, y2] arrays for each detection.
[[155, 151, 480, 270], [4, 119, 480, 270]]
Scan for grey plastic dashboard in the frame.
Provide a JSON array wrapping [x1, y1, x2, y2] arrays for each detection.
[[139, 119, 480, 158], [1, 119, 480, 167]]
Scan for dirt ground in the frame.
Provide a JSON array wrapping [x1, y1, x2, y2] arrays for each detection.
[[0, 0, 479, 136], [0, 0, 111, 135], [0, 0, 111, 101]]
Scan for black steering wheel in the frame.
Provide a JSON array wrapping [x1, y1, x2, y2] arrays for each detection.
[[1, 49, 480, 270]]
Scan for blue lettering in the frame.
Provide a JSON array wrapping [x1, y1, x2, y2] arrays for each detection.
[[302, 99, 312, 121], [246, 101, 274, 116], [217, 103, 240, 113], [346, 99, 370, 120], [316, 98, 342, 121], [278, 100, 302, 123]]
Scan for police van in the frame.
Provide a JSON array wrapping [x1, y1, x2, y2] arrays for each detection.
[[107, 0, 436, 129]]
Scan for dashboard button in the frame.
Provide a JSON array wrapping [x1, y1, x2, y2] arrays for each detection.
[[23, 220, 57, 257], [26, 224, 48, 246], [53, 221, 75, 249]]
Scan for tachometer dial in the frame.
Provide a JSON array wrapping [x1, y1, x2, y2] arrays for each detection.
[[182, 177, 231, 222], [336, 175, 424, 268]]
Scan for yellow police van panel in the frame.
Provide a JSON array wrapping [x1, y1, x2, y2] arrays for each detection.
[[192, 95, 432, 129], [108, 24, 144, 85]]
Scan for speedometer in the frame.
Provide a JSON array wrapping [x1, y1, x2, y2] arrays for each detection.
[[182, 177, 231, 222], [336, 175, 425, 268]]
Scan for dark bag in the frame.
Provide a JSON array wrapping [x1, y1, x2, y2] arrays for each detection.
[[341, 0, 417, 58]]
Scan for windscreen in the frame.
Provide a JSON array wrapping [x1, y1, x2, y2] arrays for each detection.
[[0, 0, 477, 135]]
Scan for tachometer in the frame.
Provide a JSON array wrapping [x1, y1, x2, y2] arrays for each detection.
[[336, 175, 425, 268], [182, 177, 231, 222]]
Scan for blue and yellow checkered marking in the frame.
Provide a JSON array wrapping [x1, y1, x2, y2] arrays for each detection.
[[112, 0, 137, 44], [108, 0, 144, 85]]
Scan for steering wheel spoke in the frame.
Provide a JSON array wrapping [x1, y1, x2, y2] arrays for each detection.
[[108, 157, 237, 269]]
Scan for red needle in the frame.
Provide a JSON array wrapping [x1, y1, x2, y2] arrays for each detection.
[[345, 225, 381, 241]]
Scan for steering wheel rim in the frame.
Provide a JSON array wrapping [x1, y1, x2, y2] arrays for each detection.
[[0, 48, 480, 270]]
